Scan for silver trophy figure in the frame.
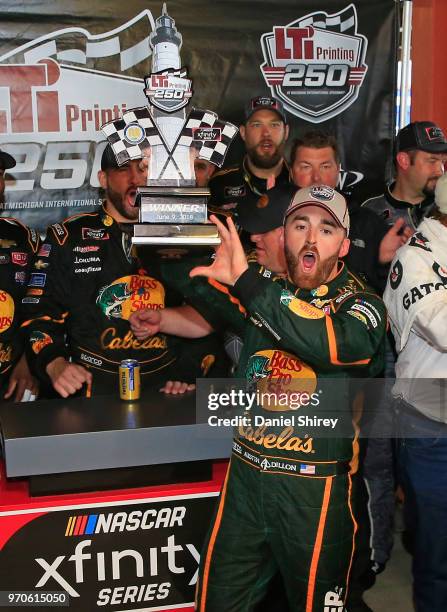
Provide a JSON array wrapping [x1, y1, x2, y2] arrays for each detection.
[[102, 3, 237, 249]]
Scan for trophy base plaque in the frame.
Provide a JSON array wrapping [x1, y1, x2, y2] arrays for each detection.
[[132, 185, 220, 253], [136, 186, 209, 224], [133, 223, 219, 245]]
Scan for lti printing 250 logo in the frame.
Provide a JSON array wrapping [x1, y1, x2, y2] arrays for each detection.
[[260, 4, 368, 123], [0, 11, 153, 211]]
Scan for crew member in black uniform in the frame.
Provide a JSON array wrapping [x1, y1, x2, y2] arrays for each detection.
[[362, 120, 447, 229], [0, 149, 40, 401], [208, 95, 290, 216], [22, 145, 226, 399]]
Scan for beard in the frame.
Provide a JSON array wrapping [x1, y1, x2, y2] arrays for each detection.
[[106, 185, 139, 221], [422, 176, 441, 197], [285, 245, 339, 290], [246, 141, 285, 170]]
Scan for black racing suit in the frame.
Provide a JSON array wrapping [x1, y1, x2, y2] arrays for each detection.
[[0, 217, 40, 395], [193, 263, 386, 611], [362, 182, 435, 230], [348, 205, 389, 293], [208, 157, 291, 213], [21, 208, 226, 396]]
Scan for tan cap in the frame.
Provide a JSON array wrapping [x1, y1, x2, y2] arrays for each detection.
[[284, 185, 350, 235]]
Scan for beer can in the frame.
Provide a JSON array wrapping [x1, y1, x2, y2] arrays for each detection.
[[119, 359, 141, 400]]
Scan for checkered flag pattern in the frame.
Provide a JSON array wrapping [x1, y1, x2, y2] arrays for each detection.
[[3, 11, 153, 72], [177, 108, 238, 168], [298, 4, 356, 35], [102, 107, 163, 166]]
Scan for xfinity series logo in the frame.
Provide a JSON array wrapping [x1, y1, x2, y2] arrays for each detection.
[[0, 495, 217, 610], [260, 4, 368, 123]]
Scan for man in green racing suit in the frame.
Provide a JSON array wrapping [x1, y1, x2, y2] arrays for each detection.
[[131, 185, 386, 611]]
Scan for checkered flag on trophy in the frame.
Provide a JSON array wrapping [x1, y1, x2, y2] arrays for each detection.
[[178, 108, 238, 168], [102, 107, 163, 166]]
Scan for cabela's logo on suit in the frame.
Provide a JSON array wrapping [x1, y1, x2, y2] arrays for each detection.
[[260, 3, 368, 123], [96, 275, 165, 320]]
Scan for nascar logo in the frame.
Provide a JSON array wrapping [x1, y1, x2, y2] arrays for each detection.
[[65, 507, 186, 536]]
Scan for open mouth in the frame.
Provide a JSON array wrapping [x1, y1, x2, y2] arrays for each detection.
[[126, 189, 137, 207], [259, 140, 274, 153], [301, 250, 317, 273]]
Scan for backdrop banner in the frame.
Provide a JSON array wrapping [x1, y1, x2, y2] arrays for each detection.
[[0, 0, 397, 231]]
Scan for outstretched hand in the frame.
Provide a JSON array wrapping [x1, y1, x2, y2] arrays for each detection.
[[189, 215, 248, 286]]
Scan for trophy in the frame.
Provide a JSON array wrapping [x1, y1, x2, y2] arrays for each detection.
[[101, 3, 238, 253]]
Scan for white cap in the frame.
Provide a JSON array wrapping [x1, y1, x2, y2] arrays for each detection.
[[284, 185, 350, 235]]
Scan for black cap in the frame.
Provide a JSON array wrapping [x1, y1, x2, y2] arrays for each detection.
[[0, 150, 16, 170], [235, 184, 297, 234], [245, 96, 287, 124], [396, 121, 447, 154], [100, 143, 121, 171]]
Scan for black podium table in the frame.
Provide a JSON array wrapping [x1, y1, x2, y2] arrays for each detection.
[[0, 390, 232, 478]]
